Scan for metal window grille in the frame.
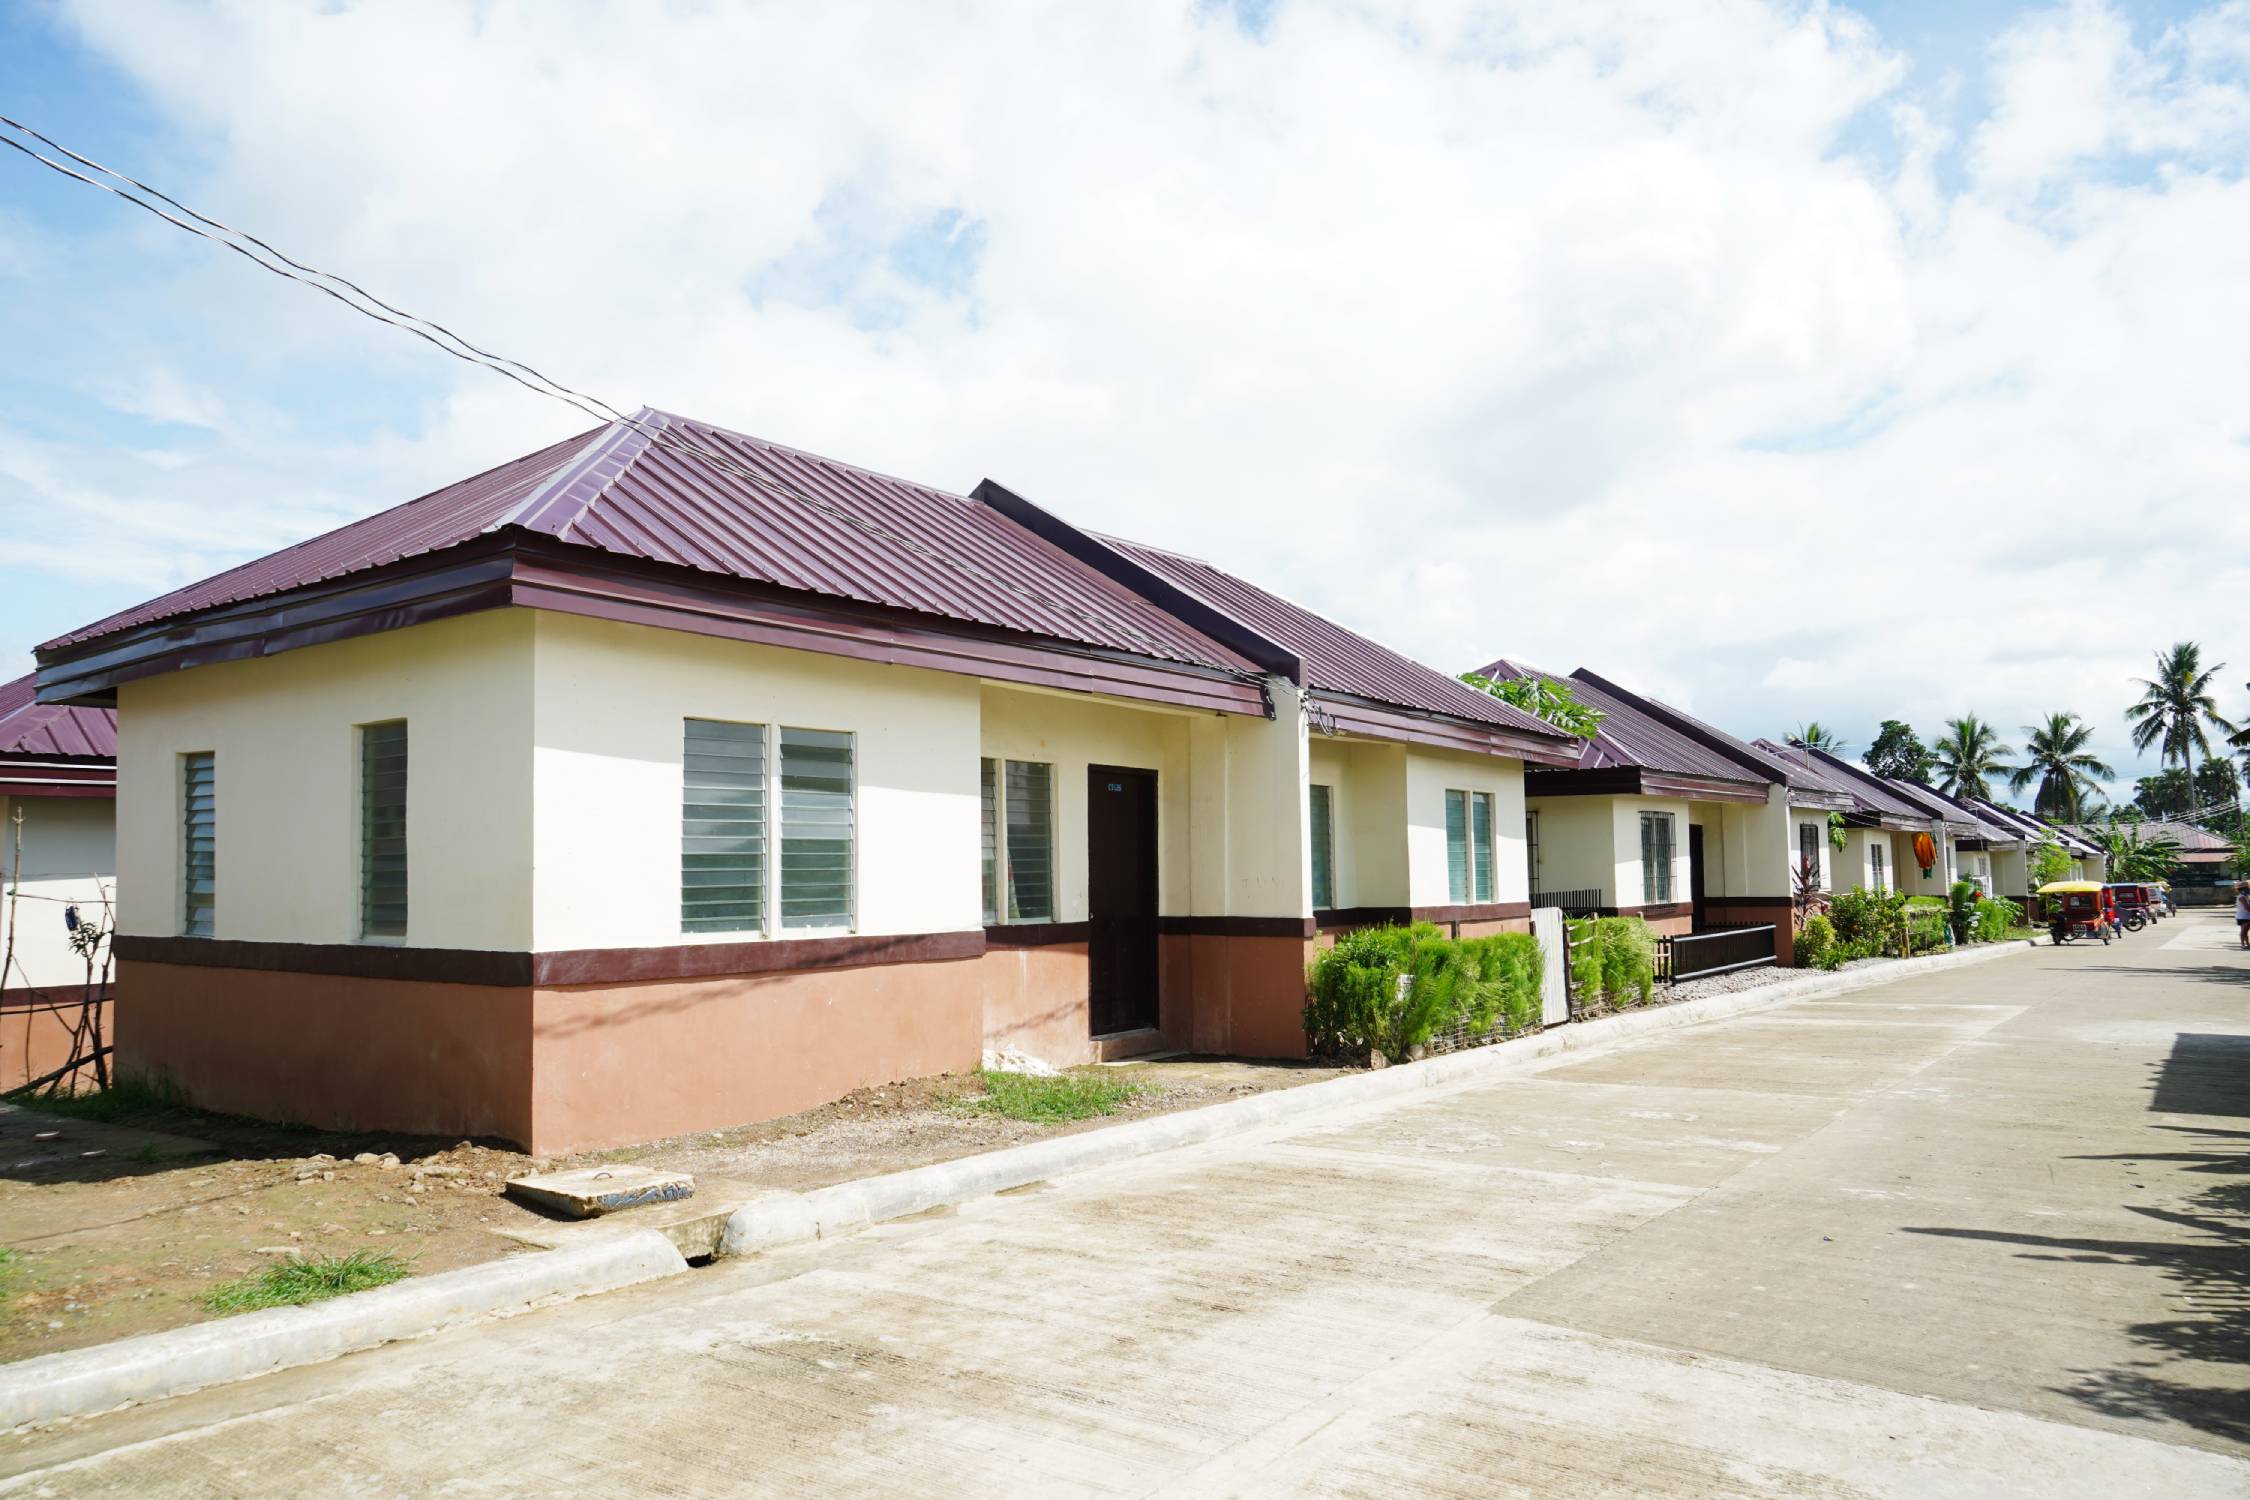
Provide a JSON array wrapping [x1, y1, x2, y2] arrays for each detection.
[[1309, 783, 1336, 910], [359, 722, 408, 939], [682, 718, 767, 933], [1004, 760, 1054, 921], [182, 751, 215, 938], [980, 757, 999, 925], [1641, 811, 1675, 904], [1445, 789, 1470, 903], [1472, 791, 1495, 903], [779, 727, 854, 930]]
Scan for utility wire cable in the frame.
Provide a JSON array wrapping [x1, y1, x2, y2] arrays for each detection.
[[0, 115, 1250, 679]]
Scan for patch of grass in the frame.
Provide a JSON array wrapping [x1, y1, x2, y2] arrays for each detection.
[[6, 1073, 190, 1124], [948, 1069, 1150, 1123], [0, 1247, 18, 1300], [201, 1251, 409, 1315]]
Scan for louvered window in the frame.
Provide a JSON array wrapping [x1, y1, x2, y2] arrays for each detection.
[[360, 721, 409, 938], [1870, 840, 1888, 894], [1471, 791, 1495, 903], [682, 719, 766, 933], [780, 728, 854, 930], [1445, 789, 1470, 903], [181, 752, 215, 938], [1640, 811, 1676, 905], [1799, 822, 1822, 889], [1309, 784, 1336, 910], [1004, 761, 1054, 921], [980, 758, 999, 925]]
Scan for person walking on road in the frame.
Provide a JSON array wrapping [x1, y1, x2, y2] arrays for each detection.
[[2236, 883, 2250, 949]]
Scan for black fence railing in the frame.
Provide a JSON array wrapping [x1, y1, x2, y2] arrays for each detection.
[[1530, 888, 1604, 917], [1657, 924, 1778, 984]]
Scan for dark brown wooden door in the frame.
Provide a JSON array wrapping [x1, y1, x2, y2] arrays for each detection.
[[1087, 765, 1159, 1036], [1688, 824, 1707, 930]]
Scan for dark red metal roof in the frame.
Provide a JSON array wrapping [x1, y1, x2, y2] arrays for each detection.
[[0, 672, 115, 759], [1108, 542, 1567, 741], [1477, 660, 1768, 786], [45, 410, 1259, 678]]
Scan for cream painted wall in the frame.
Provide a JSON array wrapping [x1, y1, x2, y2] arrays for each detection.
[[1306, 737, 1409, 909], [1990, 845, 2029, 899], [0, 795, 115, 990], [1187, 683, 1311, 919], [980, 682, 1196, 922], [1524, 796, 1613, 904], [115, 610, 536, 949], [529, 611, 983, 950], [1404, 747, 1528, 907], [1893, 826, 1956, 897], [1610, 795, 1692, 908]]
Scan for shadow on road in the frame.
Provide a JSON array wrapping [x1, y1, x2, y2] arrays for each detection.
[[1903, 1121, 2250, 1446]]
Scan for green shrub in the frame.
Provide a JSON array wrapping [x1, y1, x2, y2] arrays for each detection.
[[1304, 924, 1544, 1059], [1793, 913, 1836, 968], [1829, 887, 1911, 952], [1947, 881, 1979, 944], [1907, 911, 1949, 955], [1567, 916, 1655, 1009], [1971, 896, 2021, 944]]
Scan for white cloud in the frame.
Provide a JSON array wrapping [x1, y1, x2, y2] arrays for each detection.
[[4, 0, 2247, 800]]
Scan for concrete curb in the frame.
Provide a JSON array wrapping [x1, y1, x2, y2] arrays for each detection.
[[0, 1229, 687, 1430], [721, 940, 2034, 1256]]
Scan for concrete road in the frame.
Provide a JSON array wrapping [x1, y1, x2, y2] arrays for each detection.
[[6, 915, 2247, 1497]]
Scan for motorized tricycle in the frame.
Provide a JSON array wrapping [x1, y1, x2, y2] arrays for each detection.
[[2040, 881, 2114, 945], [2106, 883, 2157, 933]]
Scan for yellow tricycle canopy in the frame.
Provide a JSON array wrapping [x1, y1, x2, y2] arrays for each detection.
[[2037, 880, 2104, 894]]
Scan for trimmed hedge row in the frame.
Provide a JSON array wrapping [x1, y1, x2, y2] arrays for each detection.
[[1304, 923, 1542, 1061]]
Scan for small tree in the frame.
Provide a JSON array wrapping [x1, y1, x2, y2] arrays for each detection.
[[2029, 838, 2073, 888], [1863, 720, 1933, 782], [1460, 671, 1605, 740]]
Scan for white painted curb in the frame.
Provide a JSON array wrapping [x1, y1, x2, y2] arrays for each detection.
[[0, 1229, 687, 1430], [722, 940, 2034, 1257]]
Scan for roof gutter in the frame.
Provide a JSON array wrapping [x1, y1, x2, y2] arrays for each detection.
[[971, 480, 1305, 687]]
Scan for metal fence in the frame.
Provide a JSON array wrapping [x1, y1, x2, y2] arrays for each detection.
[[1530, 888, 1604, 918], [1656, 924, 1778, 984]]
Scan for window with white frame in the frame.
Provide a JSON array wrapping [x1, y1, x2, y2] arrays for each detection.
[[1869, 839, 1888, 893], [181, 751, 216, 938], [1444, 789, 1496, 904], [359, 721, 408, 939], [1640, 811, 1676, 905], [981, 757, 1056, 924], [1525, 810, 1542, 890], [681, 721, 856, 935], [1309, 783, 1336, 910], [1798, 821, 1822, 889]]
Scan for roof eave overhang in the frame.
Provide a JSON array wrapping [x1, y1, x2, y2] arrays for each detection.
[[1785, 789, 1856, 813], [1309, 690, 1581, 766], [36, 534, 1274, 720], [1526, 765, 1770, 804], [0, 754, 115, 798]]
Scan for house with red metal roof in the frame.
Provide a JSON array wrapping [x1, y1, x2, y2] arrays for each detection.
[[1752, 742, 1981, 899], [1470, 661, 1856, 966], [0, 671, 117, 1090], [34, 408, 1575, 1151]]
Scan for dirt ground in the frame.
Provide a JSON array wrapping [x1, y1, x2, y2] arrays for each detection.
[[0, 1055, 1350, 1364]]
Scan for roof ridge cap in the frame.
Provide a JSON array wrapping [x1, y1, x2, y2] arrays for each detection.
[[495, 410, 660, 538]]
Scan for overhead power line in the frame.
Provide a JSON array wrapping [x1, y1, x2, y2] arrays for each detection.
[[0, 114, 1249, 681]]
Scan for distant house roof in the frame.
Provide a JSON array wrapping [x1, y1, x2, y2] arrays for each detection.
[[1472, 661, 1785, 803], [0, 672, 115, 797], [2062, 819, 2235, 853], [1102, 544, 1575, 764], [1751, 744, 1947, 830], [37, 410, 1294, 718], [1895, 781, 2024, 843], [1970, 799, 2102, 856]]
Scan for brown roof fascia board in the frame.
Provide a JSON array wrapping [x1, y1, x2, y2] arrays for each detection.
[[0, 757, 116, 797], [1524, 765, 1768, 804], [1567, 669, 1791, 787], [39, 534, 1272, 720], [971, 480, 1305, 686], [1312, 691, 1582, 766]]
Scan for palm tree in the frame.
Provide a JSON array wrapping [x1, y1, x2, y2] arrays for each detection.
[[1790, 722, 1847, 754], [1931, 715, 2014, 800], [2009, 712, 2114, 821], [2126, 642, 2235, 782]]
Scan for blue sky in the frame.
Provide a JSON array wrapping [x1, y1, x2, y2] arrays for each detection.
[[2, 0, 2246, 803]]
